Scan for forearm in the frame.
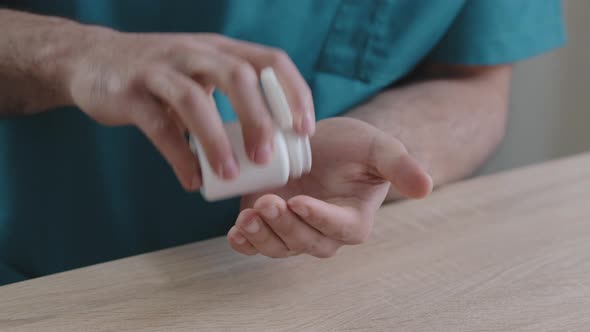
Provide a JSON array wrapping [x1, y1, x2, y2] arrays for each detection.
[[0, 9, 90, 115], [347, 65, 512, 201]]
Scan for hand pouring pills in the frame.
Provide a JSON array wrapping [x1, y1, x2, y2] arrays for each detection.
[[189, 67, 312, 201]]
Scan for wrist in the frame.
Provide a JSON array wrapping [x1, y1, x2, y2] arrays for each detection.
[[30, 21, 111, 108], [3, 10, 114, 110]]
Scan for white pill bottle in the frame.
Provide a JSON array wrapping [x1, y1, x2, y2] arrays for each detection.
[[189, 68, 312, 202]]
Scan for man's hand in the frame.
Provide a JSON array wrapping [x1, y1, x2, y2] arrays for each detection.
[[228, 117, 433, 258], [0, 10, 315, 191], [68, 29, 314, 191]]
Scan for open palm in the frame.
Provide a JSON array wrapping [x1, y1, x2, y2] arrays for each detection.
[[229, 117, 432, 258]]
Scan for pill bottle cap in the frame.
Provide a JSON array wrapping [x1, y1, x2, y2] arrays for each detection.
[[261, 67, 312, 178], [261, 67, 293, 130]]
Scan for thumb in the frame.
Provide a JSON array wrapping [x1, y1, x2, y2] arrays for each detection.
[[371, 132, 433, 199]]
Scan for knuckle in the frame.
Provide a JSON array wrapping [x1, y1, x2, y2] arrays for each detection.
[[251, 228, 271, 245], [257, 118, 275, 134], [229, 240, 242, 253], [289, 232, 323, 255], [239, 247, 258, 256], [292, 85, 313, 111], [244, 117, 274, 141], [347, 227, 370, 245], [232, 244, 254, 256], [169, 42, 210, 70], [389, 137, 407, 154], [168, 40, 193, 55], [290, 241, 313, 255], [229, 62, 257, 85], [145, 115, 177, 140], [334, 224, 357, 244], [313, 214, 330, 231], [276, 217, 295, 237], [256, 114, 275, 129], [333, 227, 347, 242], [140, 67, 168, 94], [176, 85, 199, 110], [139, 66, 159, 84], [314, 247, 338, 259], [201, 136, 231, 167], [267, 48, 290, 68]]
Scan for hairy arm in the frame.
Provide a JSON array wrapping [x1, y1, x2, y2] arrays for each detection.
[[347, 64, 512, 200], [0, 9, 89, 115], [0, 9, 318, 190]]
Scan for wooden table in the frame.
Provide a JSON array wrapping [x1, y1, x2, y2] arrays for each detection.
[[2, 153, 590, 331]]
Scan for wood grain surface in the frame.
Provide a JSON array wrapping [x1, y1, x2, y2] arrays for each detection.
[[2, 153, 590, 331]]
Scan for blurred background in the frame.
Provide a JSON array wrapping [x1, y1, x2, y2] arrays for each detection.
[[480, 0, 589, 175]]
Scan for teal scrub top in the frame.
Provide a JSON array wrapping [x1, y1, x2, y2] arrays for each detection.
[[0, 0, 565, 285]]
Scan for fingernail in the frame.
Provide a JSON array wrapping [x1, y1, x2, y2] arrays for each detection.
[[290, 205, 308, 218], [219, 158, 239, 180], [233, 232, 246, 244], [261, 204, 279, 220], [302, 112, 315, 134], [254, 143, 273, 164], [191, 174, 201, 190], [244, 217, 260, 234]]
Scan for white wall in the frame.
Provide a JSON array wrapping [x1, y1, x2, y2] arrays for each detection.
[[480, 0, 590, 174]]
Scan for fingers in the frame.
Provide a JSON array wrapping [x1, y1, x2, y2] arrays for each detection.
[[227, 226, 258, 256], [233, 208, 292, 258], [131, 98, 200, 191], [218, 58, 275, 164], [143, 67, 238, 180], [253, 195, 341, 258], [209, 37, 315, 135], [288, 195, 372, 245], [231, 193, 376, 257], [173, 49, 276, 164], [371, 132, 433, 199], [139, 35, 313, 188]]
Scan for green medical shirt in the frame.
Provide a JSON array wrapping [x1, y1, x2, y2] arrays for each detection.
[[0, 0, 565, 285]]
